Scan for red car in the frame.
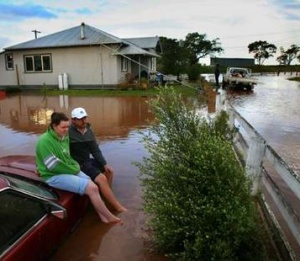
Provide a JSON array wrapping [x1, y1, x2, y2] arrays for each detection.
[[0, 155, 89, 261]]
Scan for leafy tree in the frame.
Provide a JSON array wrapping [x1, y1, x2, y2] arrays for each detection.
[[184, 32, 223, 65], [286, 44, 300, 65], [158, 37, 188, 75], [248, 40, 277, 65], [137, 87, 267, 260], [158, 34, 223, 77], [276, 47, 288, 65]]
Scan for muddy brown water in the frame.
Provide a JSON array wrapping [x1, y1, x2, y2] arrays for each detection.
[[0, 74, 299, 260]]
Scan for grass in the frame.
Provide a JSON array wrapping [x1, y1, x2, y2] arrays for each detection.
[[288, 77, 300, 82], [41, 84, 200, 97]]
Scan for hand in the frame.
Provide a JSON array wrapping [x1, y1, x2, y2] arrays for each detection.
[[104, 164, 113, 175], [103, 165, 114, 186]]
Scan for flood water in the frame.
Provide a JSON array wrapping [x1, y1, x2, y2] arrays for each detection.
[[227, 74, 300, 175], [0, 74, 299, 260], [0, 94, 162, 260]]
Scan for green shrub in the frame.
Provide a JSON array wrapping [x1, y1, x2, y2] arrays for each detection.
[[137, 87, 267, 260], [187, 64, 201, 81]]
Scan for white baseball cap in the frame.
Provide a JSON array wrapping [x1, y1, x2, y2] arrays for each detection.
[[71, 107, 88, 119]]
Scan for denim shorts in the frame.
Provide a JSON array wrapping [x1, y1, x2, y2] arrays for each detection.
[[45, 171, 91, 195]]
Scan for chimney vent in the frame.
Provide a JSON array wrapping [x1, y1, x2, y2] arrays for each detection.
[[81, 22, 85, 40]]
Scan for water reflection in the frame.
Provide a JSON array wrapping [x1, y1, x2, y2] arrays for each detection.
[[0, 93, 162, 260], [0, 94, 154, 157]]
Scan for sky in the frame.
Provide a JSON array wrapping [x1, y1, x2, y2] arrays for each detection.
[[0, 0, 300, 65]]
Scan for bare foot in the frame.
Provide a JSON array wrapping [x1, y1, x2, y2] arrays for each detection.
[[99, 214, 109, 223], [100, 214, 123, 225], [108, 216, 123, 224], [115, 206, 128, 213]]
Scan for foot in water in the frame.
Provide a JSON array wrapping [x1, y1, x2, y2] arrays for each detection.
[[100, 214, 123, 225], [116, 206, 128, 213]]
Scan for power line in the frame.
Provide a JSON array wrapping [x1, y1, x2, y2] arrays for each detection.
[[221, 29, 300, 40]]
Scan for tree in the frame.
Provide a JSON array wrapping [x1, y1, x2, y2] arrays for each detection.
[[276, 45, 300, 65], [276, 47, 288, 65], [184, 32, 223, 65], [248, 40, 277, 65], [158, 37, 188, 75], [284, 44, 299, 65]]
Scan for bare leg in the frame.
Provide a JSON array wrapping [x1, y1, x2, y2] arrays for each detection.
[[95, 174, 127, 212], [85, 180, 122, 224], [104, 170, 113, 187]]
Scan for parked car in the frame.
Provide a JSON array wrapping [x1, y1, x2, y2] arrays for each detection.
[[222, 67, 258, 90], [0, 155, 89, 261]]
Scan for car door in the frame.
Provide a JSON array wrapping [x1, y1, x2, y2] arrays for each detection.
[[0, 175, 66, 261]]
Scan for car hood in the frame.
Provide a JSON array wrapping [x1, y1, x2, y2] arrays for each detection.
[[0, 155, 41, 181]]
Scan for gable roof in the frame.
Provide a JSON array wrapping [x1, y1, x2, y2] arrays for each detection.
[[4, 23, 159, 57]]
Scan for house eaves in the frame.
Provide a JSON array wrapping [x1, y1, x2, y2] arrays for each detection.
[[4, 23, 124, 51], [116, 42, 159, 57]]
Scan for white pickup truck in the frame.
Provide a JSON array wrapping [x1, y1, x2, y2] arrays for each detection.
[[222, 67, 257, 90]]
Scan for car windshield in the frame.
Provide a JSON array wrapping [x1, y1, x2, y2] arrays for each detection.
[[0, 174, 58, 200]]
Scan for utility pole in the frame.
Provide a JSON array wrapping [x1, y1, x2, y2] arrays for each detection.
[[32, 30, 41, 39]]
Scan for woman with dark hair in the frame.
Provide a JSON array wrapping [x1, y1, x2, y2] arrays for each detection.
[[36, 112, 121, 224]]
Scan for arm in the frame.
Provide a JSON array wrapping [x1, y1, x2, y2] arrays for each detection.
[[88, 129, 107, 167], [36, 135, 80, 175]]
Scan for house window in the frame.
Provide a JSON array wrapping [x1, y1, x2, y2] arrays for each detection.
[[24, 54, 52, 73], [121, 57, 128, 72], [5, 53, 14, 70]]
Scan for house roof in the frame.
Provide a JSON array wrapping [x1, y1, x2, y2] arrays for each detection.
[[124, 36, 161, 51], [116, 38, 160, 57], [4, 23, 159, 57]]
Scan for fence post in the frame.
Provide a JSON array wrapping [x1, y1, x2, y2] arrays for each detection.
[[245, 135, 266, 195], [216, 90, 226, 113], [227, 105, 235, 129]]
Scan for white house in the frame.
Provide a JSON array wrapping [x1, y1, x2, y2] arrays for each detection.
[[0, 22, 161, 90]]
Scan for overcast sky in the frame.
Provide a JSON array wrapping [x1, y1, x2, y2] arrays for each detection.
[[0, 0, 299, 65]]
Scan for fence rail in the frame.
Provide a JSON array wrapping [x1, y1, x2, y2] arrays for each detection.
[[214, 91, 300, 260]]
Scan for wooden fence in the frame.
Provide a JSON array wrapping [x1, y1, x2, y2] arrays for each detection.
[[213, 91, 300, 260]]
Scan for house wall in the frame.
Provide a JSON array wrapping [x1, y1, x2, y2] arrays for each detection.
[[116, 56, 132, 83], [0, 45, 123, 88], [0, 52, 19, 86]]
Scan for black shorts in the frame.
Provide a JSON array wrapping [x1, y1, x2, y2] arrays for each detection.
[[80, 159, 105, 181]]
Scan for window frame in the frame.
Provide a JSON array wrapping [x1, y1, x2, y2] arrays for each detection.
[[24, 54, 52, 73], [5, 53, 14, 71], [0, 189, 48, 257], [121, 56, 128, 72]]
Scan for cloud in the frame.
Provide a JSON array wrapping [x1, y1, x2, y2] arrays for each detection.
[[75, 8, 93, 15], [269, 0, 300, 21], [0, 0, 299, 64], [0, 3, 57, 20]]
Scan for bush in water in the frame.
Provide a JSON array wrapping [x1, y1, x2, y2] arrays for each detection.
[[137, 87, 267, 260]]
